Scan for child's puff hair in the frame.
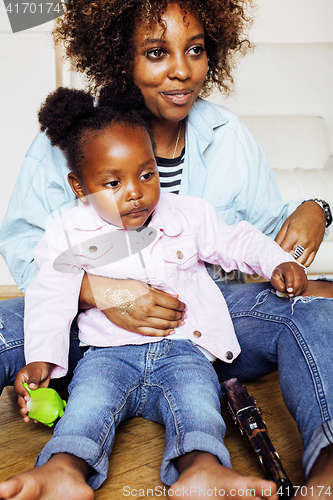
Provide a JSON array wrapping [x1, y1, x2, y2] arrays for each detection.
[[38, 83, 154, 179]]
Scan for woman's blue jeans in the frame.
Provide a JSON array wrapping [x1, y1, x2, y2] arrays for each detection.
[[0, 280, 332, 479]]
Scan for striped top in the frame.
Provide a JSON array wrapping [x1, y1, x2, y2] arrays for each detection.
[[156, 147, 185, 195]]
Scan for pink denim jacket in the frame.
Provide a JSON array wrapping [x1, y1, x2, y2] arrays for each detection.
[[24, 193, 297, 378]]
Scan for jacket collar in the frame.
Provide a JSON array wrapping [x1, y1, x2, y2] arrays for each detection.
[[150, 194, 183, 237], [73, 203, 116, 231], [187, 98, 229, 152], [72, 196, 182, 237]]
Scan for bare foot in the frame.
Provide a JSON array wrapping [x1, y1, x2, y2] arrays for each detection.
[[0, 453, 94, 500], [294, 444, 333, 500], [169, 451, 278, 500]]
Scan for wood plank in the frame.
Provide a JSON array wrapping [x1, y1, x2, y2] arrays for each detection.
[[0, 286, 24, 299]]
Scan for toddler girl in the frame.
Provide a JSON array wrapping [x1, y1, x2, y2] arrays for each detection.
[[9, 84, 306, 500]]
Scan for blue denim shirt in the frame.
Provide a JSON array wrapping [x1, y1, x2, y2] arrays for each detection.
[[0, 98, 302, 292]]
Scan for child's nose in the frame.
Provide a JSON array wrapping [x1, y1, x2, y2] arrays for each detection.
[[126, 182, 143, 200]]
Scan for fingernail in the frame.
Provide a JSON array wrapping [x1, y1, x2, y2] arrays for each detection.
[[180, 320, 185, 326]]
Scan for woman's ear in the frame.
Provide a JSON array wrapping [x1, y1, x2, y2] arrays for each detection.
[[68, 172, 87, 203]]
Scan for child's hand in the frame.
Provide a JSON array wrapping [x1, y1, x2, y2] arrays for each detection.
[[271, 262, 307, 298], [14, 362, 54, 423]]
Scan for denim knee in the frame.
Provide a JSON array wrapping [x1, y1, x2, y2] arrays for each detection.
[[0, 297, 25, 391]]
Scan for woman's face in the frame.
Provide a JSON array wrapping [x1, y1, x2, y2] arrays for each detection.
[[132, 2, 208, 124]]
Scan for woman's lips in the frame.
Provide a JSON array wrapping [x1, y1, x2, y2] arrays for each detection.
[[161, 90, 192, 105]]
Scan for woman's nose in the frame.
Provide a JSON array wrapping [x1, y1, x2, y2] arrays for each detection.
[[167, 54, 191, 80]]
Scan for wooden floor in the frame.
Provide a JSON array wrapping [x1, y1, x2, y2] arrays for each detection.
[[0, 290, 305, 499], [0, 373, 305, 499]]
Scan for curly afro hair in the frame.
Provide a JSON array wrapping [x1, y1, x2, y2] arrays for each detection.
[[38, 83, 154, 180], [53, 0, 253, 97]]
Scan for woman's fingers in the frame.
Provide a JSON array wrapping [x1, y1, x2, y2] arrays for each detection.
[[150, 287, 186, 313], [275, 201, 326, 268], [102, 286, 187, 336]]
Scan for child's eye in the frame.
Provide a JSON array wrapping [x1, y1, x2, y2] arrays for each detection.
[[107, 180, 120, 188], [140, 172, 154, 180]]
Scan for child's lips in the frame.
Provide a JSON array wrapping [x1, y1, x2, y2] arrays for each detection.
[[123, 207, 148, 218]]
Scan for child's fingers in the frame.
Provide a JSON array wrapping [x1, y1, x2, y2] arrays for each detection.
[[271, 263, 296, 296], [291, 267, 308, 296], [283, 268, 296, 296], [17, 394, 31, 423], [272, 262, 307, 297], [271, 267, 286, 292], [14, 371, 30, 400], [14, 363, 50, 404]]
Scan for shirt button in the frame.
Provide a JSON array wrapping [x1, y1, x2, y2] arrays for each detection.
[[89, 245, 98, 253], [225, 351, 233, 360], [176, 251, 183, 259], [193, 330, 202, 338]]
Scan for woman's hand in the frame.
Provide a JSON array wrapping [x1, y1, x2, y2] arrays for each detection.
[[275, 201, 326, 267], [14, 361, 54, 423], [271, 262, 307, 298], [79, 274, 187, 337]]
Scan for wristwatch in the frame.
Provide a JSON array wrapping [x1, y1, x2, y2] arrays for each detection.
[[307, 199, 333, 228]]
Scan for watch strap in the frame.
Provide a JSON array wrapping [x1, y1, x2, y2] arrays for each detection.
[[306, 199, 333, 228]]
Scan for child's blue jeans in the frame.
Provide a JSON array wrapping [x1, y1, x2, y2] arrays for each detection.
[[35, 339, 229, 489]]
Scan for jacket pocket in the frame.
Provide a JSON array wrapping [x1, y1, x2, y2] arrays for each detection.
[[161, 237, 198, 270]]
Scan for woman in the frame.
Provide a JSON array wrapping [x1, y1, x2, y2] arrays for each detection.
[[0, 1, 332, 499]]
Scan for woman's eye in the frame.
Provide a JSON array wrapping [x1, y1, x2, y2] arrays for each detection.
[[188, 45, 204, 56], [146, 49, 165, 60]]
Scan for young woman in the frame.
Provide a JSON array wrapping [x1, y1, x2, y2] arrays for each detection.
[[0, 1, 332, 499]]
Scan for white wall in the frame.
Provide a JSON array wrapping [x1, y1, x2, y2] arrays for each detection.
[[251, 0, 333, 43], [0, 5, 56, 286], [0, 1, 332, 286]]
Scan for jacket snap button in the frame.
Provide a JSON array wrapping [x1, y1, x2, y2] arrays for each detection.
[[176, 250, 183, 259], [193, 330, 202, 338], [89, 245, 98, 253], [225, 351, 233, 360]]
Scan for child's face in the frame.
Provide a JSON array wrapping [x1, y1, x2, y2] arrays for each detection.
[[69, 125, 160, 230]]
